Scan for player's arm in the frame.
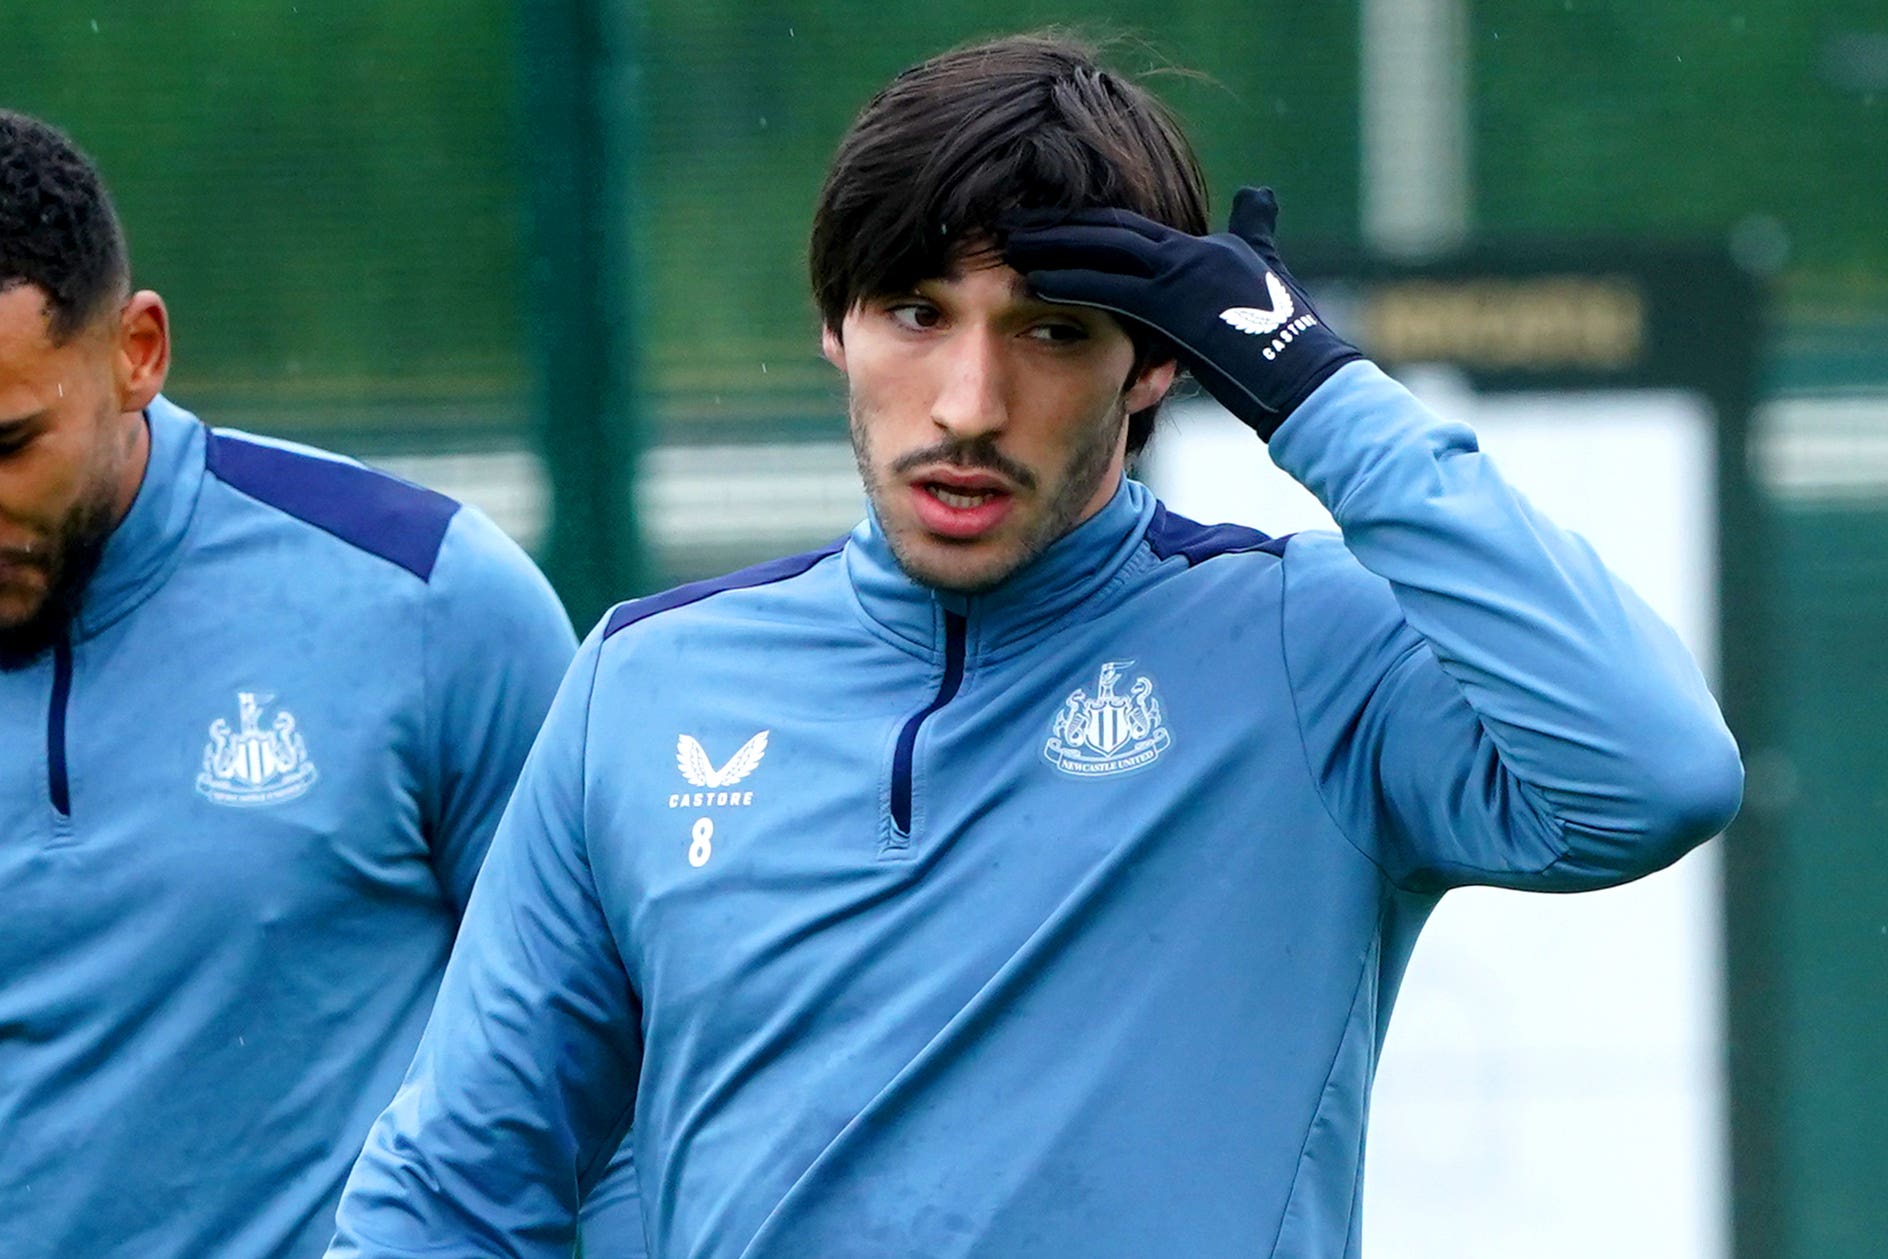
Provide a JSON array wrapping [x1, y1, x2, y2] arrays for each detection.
[[1266, 378, 1742, 889], [419, 512, 645, 1252], [329, 626, 643, 1257], [577, 1141, 649, 1259], [421, 505, 578, 912], [1006, 192, 1743, 890]]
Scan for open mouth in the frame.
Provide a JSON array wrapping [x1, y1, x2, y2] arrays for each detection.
[[926, 484, 999, 510], [909, 475, 1016, 539]]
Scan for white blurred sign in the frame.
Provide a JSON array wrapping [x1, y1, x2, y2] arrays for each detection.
[[1142, 369, 1725, 1259]]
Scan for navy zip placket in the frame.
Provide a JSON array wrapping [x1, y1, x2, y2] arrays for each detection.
[[887, 611, 967, 840], [47, 636, 73, 817]]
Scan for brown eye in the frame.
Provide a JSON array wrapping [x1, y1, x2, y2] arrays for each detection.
[[1028, 321, 1088, 344], [888, 302, 942, 331]]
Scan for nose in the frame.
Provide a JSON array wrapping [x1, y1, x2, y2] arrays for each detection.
[[930, 327, 1008, 442]]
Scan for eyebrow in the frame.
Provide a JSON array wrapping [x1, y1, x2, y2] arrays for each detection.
[[938, 263, 1028, 291], [0, 411, 46, 436], [919, 269, 1061, 308]]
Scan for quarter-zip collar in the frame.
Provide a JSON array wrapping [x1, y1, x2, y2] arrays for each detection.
[[72, 395, 206, 641], [845, 476, 1156, 659]]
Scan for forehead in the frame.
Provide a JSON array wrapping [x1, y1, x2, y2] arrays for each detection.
[[0, 283, 59, 359], [0, 283, 87, 405], [925, 256, 1032, 301]]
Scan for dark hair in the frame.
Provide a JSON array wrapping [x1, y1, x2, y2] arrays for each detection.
[[0, 110, 128, 344], [810, 33, 1209, 455]]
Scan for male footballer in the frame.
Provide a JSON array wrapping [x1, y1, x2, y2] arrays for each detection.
[[0, 112, 639, 1255], [330, 34, 1741, 1258]]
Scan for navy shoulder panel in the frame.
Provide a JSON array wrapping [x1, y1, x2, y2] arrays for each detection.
[[605, 540, 846, 640], [1145, 503, 1291, 565], [205, 432, 461, 581]]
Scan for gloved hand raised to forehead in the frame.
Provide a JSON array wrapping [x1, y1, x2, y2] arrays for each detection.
[[1002, 187, 1363, 440]]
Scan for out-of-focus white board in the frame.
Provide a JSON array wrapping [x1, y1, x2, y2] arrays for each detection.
[[1141, 368, 1725, 1259]]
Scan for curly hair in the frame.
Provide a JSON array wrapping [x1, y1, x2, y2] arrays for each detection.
[[809, 33, 1209, 455], [0, 110, 128, 344]]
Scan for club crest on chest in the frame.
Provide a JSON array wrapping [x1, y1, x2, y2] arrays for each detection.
[[1044, 660, 1172, 778], [196, 690, 319, 807]]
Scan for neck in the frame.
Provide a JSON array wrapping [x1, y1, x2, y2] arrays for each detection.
[[109, 407, 151, 527]]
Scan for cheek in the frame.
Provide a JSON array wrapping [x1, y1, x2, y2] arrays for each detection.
[[0, 430, 94, 530], [1018, 371, 1128, 452], [845, 351, 928, 435], [1041, 333, 1137, 413]]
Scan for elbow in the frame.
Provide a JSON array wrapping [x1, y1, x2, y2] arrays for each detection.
[[1637, 721, 1744, 861], [1543, 723, 1742, 890]]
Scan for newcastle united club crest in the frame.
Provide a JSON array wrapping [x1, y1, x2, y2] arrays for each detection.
[[196, 691, 319, 807], [1044, 660, 1171, 777]]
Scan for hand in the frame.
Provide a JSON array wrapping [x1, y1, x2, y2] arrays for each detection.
[[1002, 187, 1363, 439]]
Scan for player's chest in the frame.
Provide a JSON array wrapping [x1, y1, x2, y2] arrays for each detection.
[[0, 610, 425, 943], [589, 631, 1317, 991]]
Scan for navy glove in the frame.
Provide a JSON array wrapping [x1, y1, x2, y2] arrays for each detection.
[[1003, 187, 1363, 439]]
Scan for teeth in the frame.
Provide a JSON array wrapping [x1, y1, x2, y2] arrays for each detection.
[[930, 486, 993, 509]]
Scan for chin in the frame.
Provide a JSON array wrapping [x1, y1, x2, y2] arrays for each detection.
[[889, 534, 1021, 595], [0, 587, 46, 630], [0, 604, 65, 672]]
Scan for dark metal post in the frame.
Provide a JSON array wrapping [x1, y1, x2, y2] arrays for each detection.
[[518, 0, 646, 629]]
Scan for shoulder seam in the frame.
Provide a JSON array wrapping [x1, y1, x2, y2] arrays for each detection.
[[204, 430, 462, 581], [1144, 502, 1290, 567], [1277, 541, 1400, 885], [604, 540, 846, 640]]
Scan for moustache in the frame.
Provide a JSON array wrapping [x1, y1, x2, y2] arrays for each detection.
[[0, 545, 49, 569], [889, 440, 1038, 492]]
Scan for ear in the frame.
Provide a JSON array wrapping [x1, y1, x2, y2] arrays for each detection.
[[115, 291, 170, 412], [820, 323, 847, 374], [1123, 357, 1176, 414]]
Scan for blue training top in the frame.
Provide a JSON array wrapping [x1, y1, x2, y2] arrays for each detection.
[[330, 362, 1742, 1258], [0, 397, 605, 1256]]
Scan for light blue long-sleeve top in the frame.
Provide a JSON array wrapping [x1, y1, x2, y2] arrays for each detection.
[[330, 362, 1741, 1258], [0, 397, 638, 1256]]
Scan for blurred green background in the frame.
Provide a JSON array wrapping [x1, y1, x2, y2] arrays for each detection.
[[9, 2, 1883, 432], [5, 4, 1883, 1257]]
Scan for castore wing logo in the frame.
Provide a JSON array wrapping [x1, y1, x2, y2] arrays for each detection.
[[196, 691, 318, 807], [1044, 661, 1171, 777], [1219, 270, 1323, 362], [671, 731, 769, 808], [1218, 271, 1296, 334]]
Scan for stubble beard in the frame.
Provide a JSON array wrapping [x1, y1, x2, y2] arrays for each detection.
[[0, 479, 119, 672], [850, 396, 1128, 595]]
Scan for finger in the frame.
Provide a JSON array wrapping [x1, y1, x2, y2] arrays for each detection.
[[1018, 266, 1155, 315], [1229, 186, 1279, 248], [1047, 205, 1174, 242], [1002, 207, 1075, 234], [1003, 224, 1163, 279], [999, 204, 1174, 243]]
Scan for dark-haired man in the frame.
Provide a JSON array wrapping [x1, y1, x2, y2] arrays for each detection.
[[0, 111, 642, 1256], [331, 34, 1740, 1259]]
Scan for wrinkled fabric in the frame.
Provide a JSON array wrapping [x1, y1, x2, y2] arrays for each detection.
[[334, 363, 1740, 1259]]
